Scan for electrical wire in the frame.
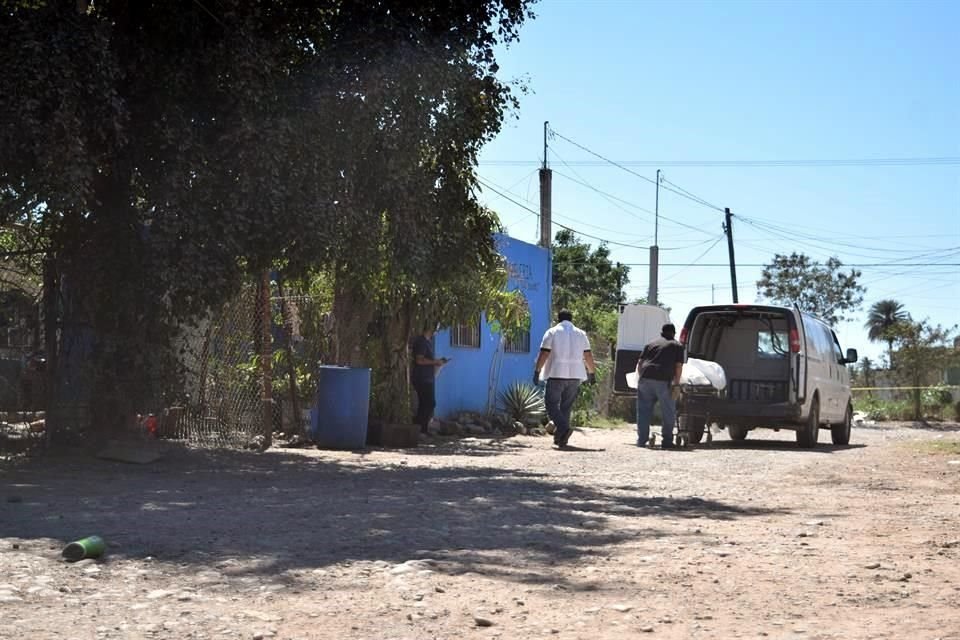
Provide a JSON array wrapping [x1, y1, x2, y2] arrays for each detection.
[[659, 176, 723, 212], [660, 235, 727, 283], [548, 127, 726, 212], [480, 157, 960, 168], [549, 168, 720, 238]]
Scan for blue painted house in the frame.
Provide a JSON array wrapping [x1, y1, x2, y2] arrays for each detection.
[[432, 233, 551, 418]]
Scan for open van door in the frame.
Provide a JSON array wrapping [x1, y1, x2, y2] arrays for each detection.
[[613, 304, 671, 395], [793, 303, 808, 405]]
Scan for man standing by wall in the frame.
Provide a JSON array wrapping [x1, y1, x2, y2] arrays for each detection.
[[635, 323, 684, 449], [411, 326, 448, 433], [534, 310, 597, 449]]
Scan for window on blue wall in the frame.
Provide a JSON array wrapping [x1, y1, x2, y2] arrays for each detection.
[[504, 329, 531, 353], [450, 318, 481, 348]]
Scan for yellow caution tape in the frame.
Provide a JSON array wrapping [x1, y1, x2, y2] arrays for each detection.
[[851, 386, 960, 391]]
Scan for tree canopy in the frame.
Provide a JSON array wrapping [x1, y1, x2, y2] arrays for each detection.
[[551, 229, 630, 343], [0, 0, 537, 432], [864, 299, 909, 368], [756, 252, 865, 325], [885, 319, 959, 419]]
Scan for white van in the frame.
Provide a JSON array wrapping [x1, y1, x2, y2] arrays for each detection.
[[679, 303, 858, 447], [613, 304, 672, 395]]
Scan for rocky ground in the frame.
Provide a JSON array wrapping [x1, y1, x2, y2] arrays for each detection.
[[2, 421, 960, 640]]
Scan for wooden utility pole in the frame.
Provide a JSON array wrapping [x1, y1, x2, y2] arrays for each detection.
[[539, 121, 552, 248], [723, 208, 739, 303]]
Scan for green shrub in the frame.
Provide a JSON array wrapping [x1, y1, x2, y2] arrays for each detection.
[[497, 382, 546, 425], [854, 397, 913, 421], [570, 361, 613, 426]]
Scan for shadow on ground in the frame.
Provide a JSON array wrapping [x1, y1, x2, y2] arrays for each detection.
[[1, 440, 788, 584], [699, 439, 867, 453]]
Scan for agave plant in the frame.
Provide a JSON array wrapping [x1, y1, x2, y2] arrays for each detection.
[[497, 382, 546, 424]]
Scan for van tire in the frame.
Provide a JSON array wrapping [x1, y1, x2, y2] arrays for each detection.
[[831, 404, 852, 445], [680, 415, 705, 444], [727, 425, 748, 441], [797, 398, 819, 448]]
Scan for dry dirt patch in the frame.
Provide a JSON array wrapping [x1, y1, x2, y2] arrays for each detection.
[[2, 422, 959, 639]]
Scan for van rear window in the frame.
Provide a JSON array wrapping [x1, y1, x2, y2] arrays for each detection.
[[758, 330, 789, 358]]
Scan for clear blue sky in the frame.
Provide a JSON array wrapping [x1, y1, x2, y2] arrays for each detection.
[[476, 0, 959, 363]]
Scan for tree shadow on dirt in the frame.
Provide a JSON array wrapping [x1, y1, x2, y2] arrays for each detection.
[[379, 436, 534, 457], [1, 442, 789, 586]]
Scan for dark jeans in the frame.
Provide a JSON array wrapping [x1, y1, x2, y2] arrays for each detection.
[[413, 380, 436, 431], [635, 378, 676, 446], [545, 378, 581, 445]]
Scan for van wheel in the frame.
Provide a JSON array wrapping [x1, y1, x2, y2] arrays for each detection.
[[831, 404, 852, 445], [679, 415, 705, 444], [797, 399, 819, 448], [727, 425, 748, 441]]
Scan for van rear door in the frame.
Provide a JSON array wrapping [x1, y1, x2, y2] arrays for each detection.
[[792, 303, 807, 405], [613, 304, 671, 394]]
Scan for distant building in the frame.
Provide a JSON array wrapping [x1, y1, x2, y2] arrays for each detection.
[[432, 233, 551, 417]]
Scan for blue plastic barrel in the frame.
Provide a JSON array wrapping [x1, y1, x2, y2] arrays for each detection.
[[309, 365, 371, 449]]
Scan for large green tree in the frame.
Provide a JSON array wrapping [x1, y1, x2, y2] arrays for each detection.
[[0, 0, 535, 435], [864, 299, 909, 368], [885, 320, 959, 420], [756, 252, 865, 325], [551, 229, 630, 344]]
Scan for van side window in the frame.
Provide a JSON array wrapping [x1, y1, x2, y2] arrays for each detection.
[[831, 331, 845, 363], [816, 324, 833, 360], [801, 315, 823, 360]]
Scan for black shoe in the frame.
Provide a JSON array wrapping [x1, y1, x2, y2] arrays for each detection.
[[661, 442, 676, 450]]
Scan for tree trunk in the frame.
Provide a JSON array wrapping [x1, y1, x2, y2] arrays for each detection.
[[331, 271, 374, 367], [912, 372, 923, 421], [74, 170, 152, 445], [369, 303, 412, 424], [257, 271, 273, 450]]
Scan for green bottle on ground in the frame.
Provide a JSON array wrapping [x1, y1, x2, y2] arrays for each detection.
[[62, 535, 106, 562]]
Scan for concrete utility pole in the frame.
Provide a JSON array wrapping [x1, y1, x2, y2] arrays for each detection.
[[723, 207, 739, 303], [538, 121, 552, 248], [648, 169, 661, 306]]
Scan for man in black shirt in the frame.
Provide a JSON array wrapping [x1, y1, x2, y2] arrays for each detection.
[[635, 323, 685, 449], [411, 326, 448, 433]]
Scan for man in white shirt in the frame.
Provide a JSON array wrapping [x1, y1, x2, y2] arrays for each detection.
[[533, 309, 597, 448]]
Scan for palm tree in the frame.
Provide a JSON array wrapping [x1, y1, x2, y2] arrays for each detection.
[[864, 300, 908, 368]]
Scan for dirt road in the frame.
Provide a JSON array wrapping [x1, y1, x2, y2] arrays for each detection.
[[2, 422, 960, 640]]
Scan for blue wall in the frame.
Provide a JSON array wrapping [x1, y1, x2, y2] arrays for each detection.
[[433, 234, 551, 418]]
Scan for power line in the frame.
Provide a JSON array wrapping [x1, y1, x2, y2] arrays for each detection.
[[548, 148, 657, 224], [477, 177, 649, 250], [550, 169, 718, 238], [660, 236, 727, 283], [480, 157, 960, 168], [659, 176, 723, 211], [736, 215, 959, 256], [735, 216, 960, 263], [482, 180, 960, 269], [478, 175, 733, 253], [571, 262, 960, 267], [548, 128, 726, 212]]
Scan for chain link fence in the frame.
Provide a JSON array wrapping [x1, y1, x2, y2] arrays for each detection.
[[0, 264, 333, 464], [169, 278, 327, 449]]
